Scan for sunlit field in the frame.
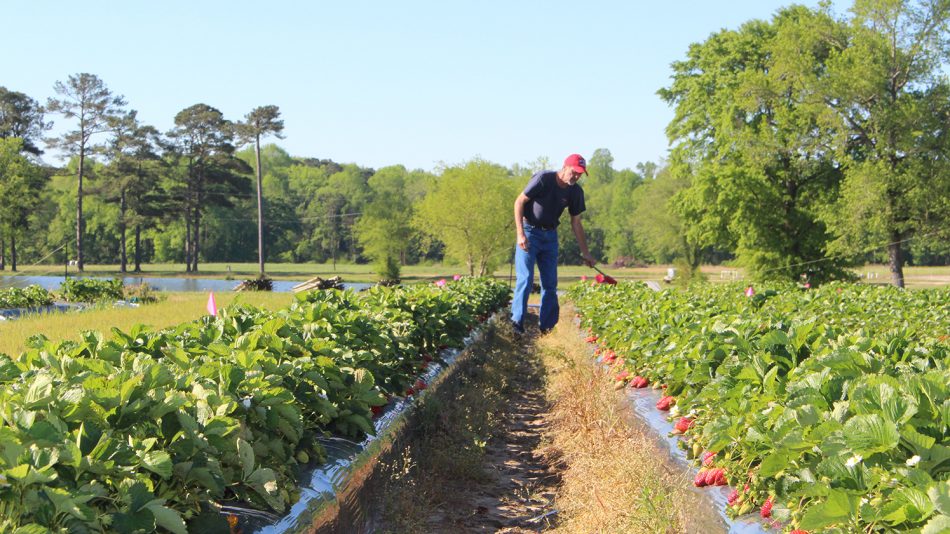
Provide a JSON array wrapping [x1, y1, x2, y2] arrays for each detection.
[[5, 262, 948, 288], [0, 291, 294, 356]]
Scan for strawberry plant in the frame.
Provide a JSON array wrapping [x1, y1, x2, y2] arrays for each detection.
[[0, 277, 510, 532], [570, 281, 950, 533], [0, 285, 54, 309]]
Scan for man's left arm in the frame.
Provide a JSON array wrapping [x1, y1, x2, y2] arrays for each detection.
[[570, 214, 596, 267]]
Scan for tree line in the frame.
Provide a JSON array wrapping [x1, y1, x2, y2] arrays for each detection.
[[1, 0, 948, 286]]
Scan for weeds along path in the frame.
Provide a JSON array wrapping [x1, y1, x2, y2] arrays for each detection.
[[375, 307, 706, 533]]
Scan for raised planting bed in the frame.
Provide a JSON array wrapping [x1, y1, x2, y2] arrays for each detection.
[[569, 281, 950, 534], [0, 277, 510, 533]]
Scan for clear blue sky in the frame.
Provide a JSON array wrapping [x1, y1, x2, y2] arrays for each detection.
[[5, 1, 849, 173]]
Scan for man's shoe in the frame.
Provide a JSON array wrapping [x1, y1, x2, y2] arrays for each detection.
[[510, 321, 525, 335]]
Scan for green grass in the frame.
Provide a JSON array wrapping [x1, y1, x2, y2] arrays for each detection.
[[0, 291, 294, 357]]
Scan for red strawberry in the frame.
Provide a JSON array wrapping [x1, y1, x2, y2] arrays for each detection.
[[790, 531, 809, 534], [656, 396, 675, 411], [727, 489, 739, 506], [422, 353, 433, 363], [371, 405, 383, 418], [405, 387, 415, 396], [713, 469, 728, 486], [760, 496, 773, 518], [631, 376, 649, 388], [693, 470, 708, 487], [586, 336, 598, 343], [673, 417, 694, 433], [615, 370, 630, 382], [701, 451, 716, 466], [414, 379, 427, 391], [700, 468, 721, 486]]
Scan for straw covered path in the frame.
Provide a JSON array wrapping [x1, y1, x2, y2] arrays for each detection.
[[375, 307, 707, 533]]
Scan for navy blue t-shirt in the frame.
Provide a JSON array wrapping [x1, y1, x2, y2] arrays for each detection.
[[523, 170, 586, 228]]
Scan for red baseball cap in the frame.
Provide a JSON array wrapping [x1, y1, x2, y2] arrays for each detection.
[[564, 153, 587, 175]]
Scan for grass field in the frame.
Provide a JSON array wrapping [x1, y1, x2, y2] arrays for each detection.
[[6, 262, 949, 287], [0, 291, 295, 357]]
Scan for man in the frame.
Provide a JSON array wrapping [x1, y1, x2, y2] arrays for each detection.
[[511, 153, 596, 335]]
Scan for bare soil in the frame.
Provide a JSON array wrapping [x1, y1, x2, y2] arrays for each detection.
[[375, 314, 562, 533]]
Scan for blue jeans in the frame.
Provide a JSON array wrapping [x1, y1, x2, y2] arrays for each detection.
[[511, 224, 559, 331]]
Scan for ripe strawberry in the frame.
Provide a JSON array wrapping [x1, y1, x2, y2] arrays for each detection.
[[422, 353, 433, 363], [631, 376, 649, 388], [586, 335, 598, 343], [674, 417, 694, 434], [701, 451, 716, 466], [414, 379, 427, 391], [790, 531, 809, 534], [615, 370, 630, 382], [699, 468, 720, 487], [713, 469, 728, 486], [760, 496, 773, 518], [727, 489, 739, 506], [693, 470, 708, 487], [371, 405, 383, 418], [405, 387, 415, 396], [656, 396, 675, 411]]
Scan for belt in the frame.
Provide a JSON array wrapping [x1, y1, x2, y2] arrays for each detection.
[[524, 220, 557, 231]]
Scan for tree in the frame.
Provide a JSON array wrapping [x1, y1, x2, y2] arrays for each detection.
[[414, 158, 519, 276], [355, 165, 416, 280], [98, 111, 166, 272], [821, 0, 950, 287], [167, 104, 252, 272], [660, 7, 852, 283], [46, 73, 126, 271], [0, 138, 46, 270], [0, 87, 50, 156], [236, 105, 284, 276], [630, 166, 704, 275]]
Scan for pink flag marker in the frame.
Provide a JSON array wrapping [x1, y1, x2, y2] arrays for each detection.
[[207, 292, 218, 316]]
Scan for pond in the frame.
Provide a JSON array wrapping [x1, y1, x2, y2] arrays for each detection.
[[0, 275, 372, 293]]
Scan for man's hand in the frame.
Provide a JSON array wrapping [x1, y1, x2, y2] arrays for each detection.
[[517, 233, 529, 251], [582, 253, 596, 268]]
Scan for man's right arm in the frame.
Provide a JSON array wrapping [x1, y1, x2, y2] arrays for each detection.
[[514, 193, 530, 251]]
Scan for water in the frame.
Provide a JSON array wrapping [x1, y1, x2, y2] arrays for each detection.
[[0, 275, 371, 293]]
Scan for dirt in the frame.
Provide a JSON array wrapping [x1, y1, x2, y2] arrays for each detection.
[[433, 344, 559, 532], [376, 314, 562, 533]]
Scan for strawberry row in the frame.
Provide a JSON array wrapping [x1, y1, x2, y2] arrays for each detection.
[[571, 281, 950, 534], [0, 277, 509, 533]]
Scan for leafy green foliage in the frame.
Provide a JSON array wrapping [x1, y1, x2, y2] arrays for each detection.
[[0, 285, 54, 309], [0, 277, 509, 531], [571, 281, 949, 531], [59, 278, 124, 303]]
